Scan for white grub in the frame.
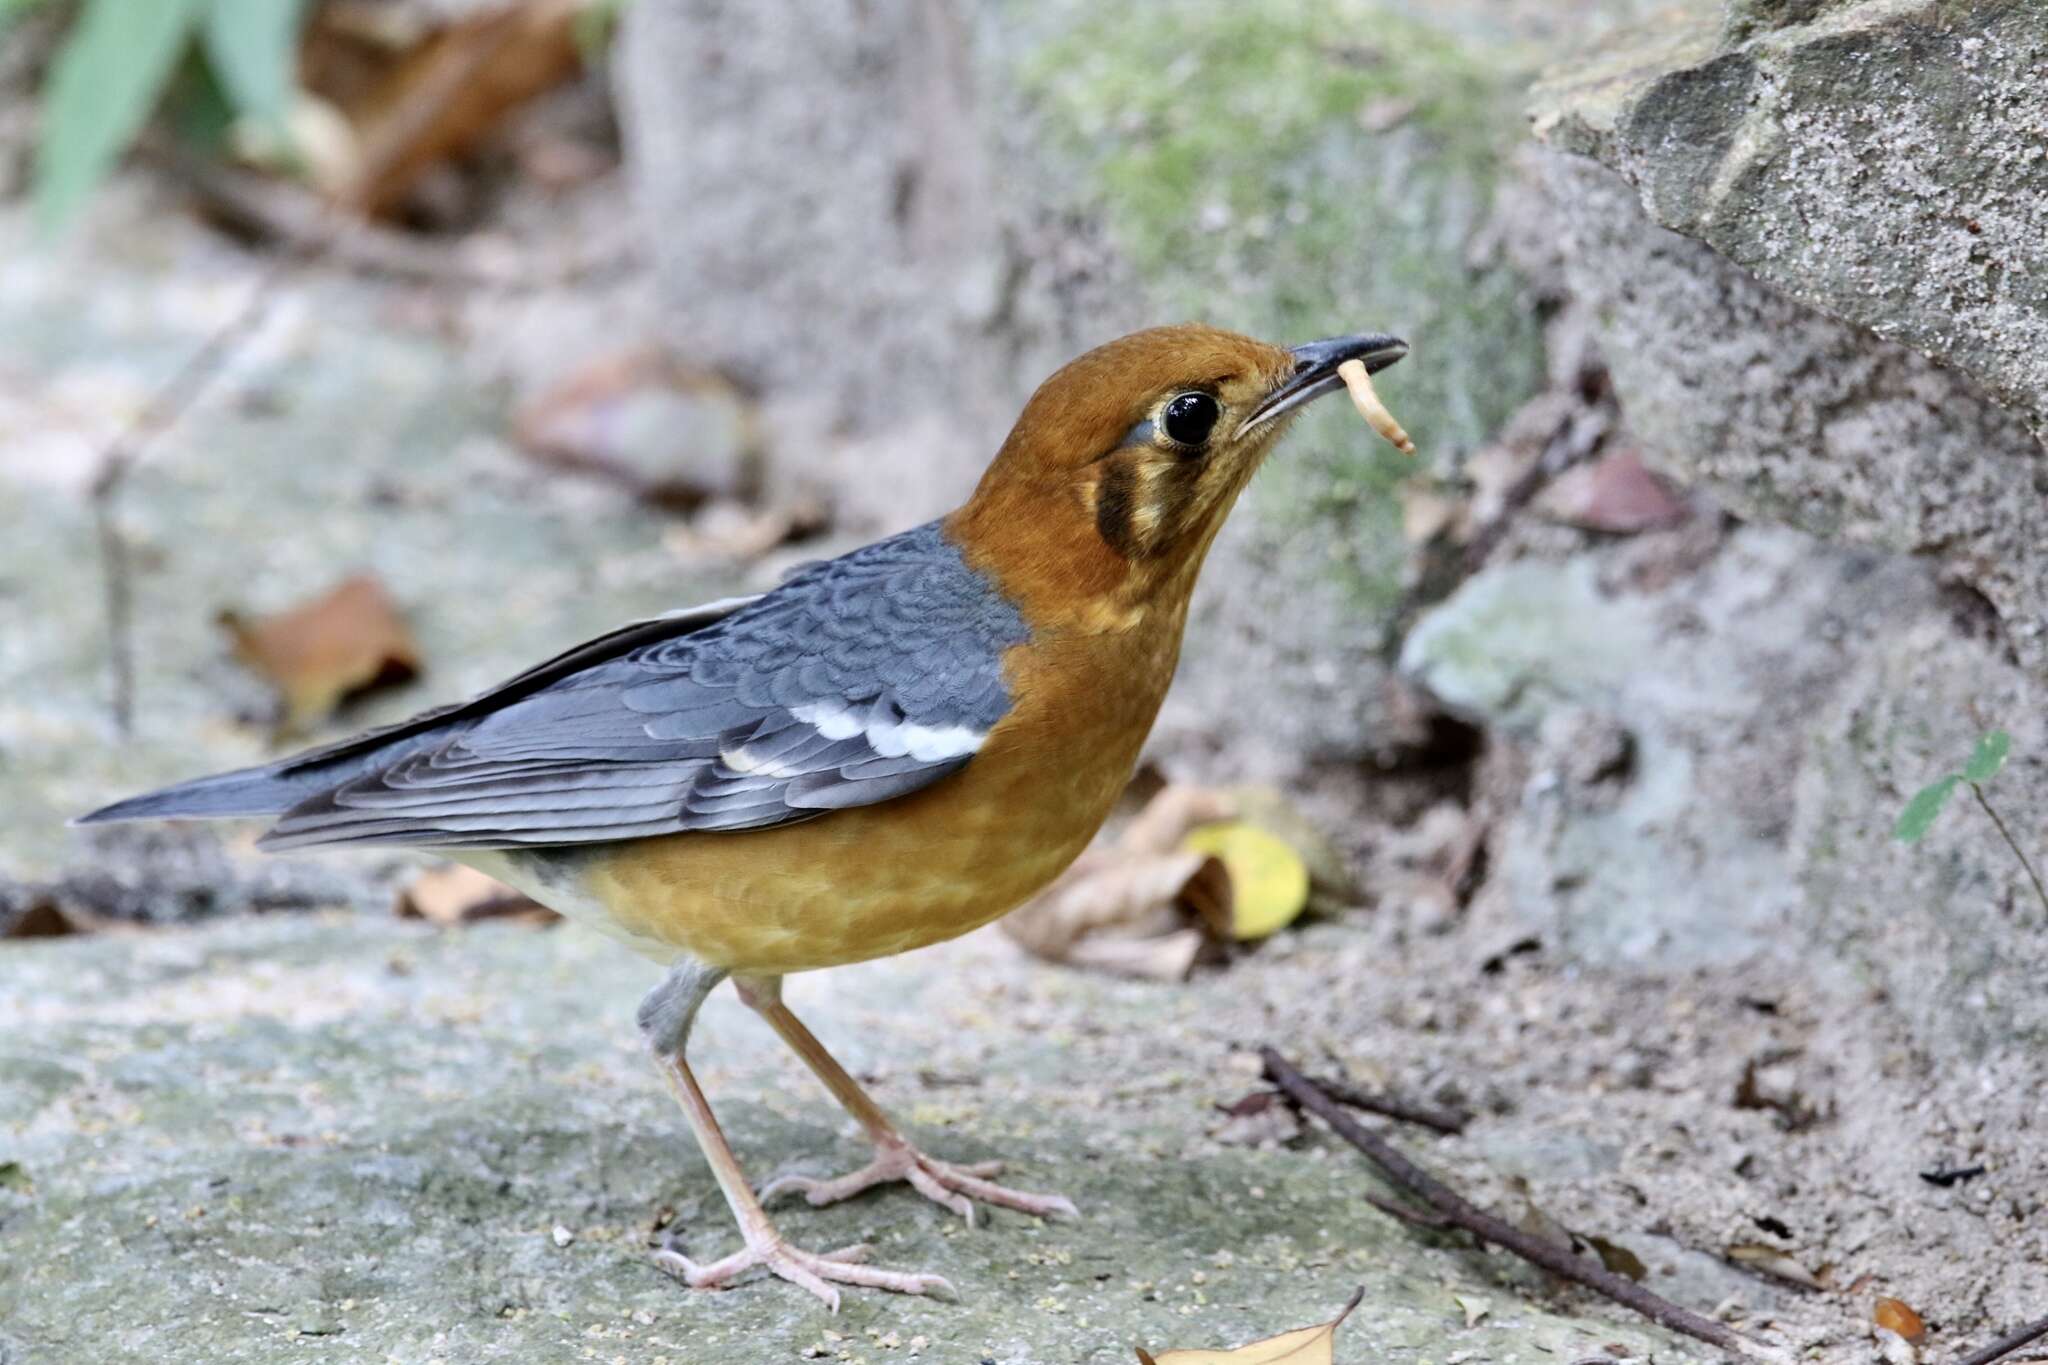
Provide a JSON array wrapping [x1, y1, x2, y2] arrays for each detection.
[[1337, 357, 1415, 455]]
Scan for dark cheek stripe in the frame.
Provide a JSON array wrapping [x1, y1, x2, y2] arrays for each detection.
[[1095, 457, 1140, 558]]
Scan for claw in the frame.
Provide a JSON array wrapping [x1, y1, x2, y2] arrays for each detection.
[[652, 1229, 953, 1310], [761, 1139, 1079, 1225]]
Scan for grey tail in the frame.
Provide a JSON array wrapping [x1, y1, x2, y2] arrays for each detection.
[[73, 762, 333, 826]]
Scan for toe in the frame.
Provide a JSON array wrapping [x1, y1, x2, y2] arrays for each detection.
[[905, 1162, 979, 1225]]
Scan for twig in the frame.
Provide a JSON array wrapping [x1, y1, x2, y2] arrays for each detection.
[[1261, 1046, 1787, 1364], [87, 211, 329, 733], [1956, 1313, 2048, 1365], [1299, 1071, 1469, 1135], [1364, 1193, 1463, 1235], [1968, 783, 2048, 919]]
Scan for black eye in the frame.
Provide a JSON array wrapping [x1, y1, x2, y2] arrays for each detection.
[[1160, 392, 1220, 447]]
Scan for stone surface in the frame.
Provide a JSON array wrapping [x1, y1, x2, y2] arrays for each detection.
[[1531, 0, 2048, 436], [1530, 151, 2048, 678], [0, 915, 1685, 1365], [1395, 518, 2048, 1337], [1399, 524, 1943, 968]]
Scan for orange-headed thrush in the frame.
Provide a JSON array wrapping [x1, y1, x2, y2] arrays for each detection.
[[81, 323, 1410, 1308]]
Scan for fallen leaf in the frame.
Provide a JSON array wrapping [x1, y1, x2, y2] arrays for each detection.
[[1001, 785, 1236, 979], [662, 499, 828, 566], [1181, 823, 1309, 941], [1455, 1295, 1490, 1329], [394, 863, 558, 927], [3, 897, 84, 939], [999, 847, 1227, 980], [321, 0, 589, 216], [1727, 1242, 1824, 1290], [1138, 1287, 1363, 1364], [1874, 1298, 1926, 1343], [1584, 1235, 1648, 1282], [514, 349, 763, 512], [1003, 785, 1339, 976], [220, 575, 421, 731], [1536, 449, 1687, 534]]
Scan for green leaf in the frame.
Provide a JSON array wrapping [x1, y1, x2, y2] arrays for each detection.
[[1895, 775, 1960, 843], [35, 0, 208, 233], [1963, 729, 2011, 785], [202, 0, 304, 124]]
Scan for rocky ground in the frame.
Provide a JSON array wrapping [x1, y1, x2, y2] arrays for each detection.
[[4, 1, 2044, 1363]]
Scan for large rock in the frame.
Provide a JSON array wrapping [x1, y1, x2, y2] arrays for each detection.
[[1531, 151, 2048, 677], [0, 915, 1683, 1364], [1532, 0, 2048, 436], [1400, 525, 1943, 968], [1524, 2, 2048, 677]]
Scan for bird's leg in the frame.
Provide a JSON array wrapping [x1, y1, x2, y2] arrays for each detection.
[[736, 975, 1079, 1225], [636, 960, 953, 1309]]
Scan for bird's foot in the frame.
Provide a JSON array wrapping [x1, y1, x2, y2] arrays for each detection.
[[761, 1138, 1079, 1226], [651, 1226, 953, 1311]]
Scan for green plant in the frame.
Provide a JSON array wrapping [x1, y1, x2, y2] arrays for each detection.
[[1894, 729, 2048, 916], [30, 0, 307, 233]]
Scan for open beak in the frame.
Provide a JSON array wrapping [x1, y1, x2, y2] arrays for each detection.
[[1243, 332, 1408, 432]]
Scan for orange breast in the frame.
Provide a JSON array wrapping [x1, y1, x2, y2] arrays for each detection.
[[570, 621, 1183, 975]]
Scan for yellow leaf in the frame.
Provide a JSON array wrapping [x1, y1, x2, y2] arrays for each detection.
[[1181, 823, 1310, 941], [1139, 1287, 1362, 1363]]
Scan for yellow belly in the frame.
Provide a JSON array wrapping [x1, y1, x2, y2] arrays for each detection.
[[574, 719, 1138, 972]]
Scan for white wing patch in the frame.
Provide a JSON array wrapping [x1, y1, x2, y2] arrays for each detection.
[[788, 702, 986, 762]]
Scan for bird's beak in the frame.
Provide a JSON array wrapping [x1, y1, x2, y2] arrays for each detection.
[[1242, 333, 1409, 433]]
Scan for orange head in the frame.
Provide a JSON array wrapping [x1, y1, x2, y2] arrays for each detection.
[[950, 323, 1407, 628]]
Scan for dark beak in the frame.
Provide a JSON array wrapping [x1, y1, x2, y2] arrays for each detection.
[[1244, 332, 1408, 431]]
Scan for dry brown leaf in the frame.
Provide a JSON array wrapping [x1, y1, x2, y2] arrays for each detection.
[[314, 0, 589, 216], [1002, 784, 1342, 977], [514, 350, 763, 512], [1000, 785, 1237, 979], [395, 864, 558, 927], [1727, 1242, 1825, 1290], [1584, 1234, 1649, 1282], [662, 500, 829, 566], [1001, 848, 1227, 980], [3, 898, 85, 940], [1137, 1287, 1363, 1364], [1536, 449, 1687, 534], [220, 575, 421, 732], [1874, 1298, 1926, 1343]]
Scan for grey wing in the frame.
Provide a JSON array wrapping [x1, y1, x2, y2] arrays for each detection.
[[257, 522, 1030, 851]]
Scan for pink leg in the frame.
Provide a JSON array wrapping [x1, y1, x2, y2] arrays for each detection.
[[736, 976, 1079, 1226], [635, 961, 951, 1310]]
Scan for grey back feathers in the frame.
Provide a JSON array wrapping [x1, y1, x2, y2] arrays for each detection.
[[79, 522, 1030, 851]]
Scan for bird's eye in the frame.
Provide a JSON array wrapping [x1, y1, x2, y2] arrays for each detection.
[[1160, 392, 1220, 447]]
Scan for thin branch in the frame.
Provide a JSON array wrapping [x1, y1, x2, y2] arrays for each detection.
[[1261, 1046, 1788, 1364], [1956, 1313, 2048, 1365], [86, 207, 332, 732], [1297, 1071, 1469, 1135], [1968, 783, 2048, 919], [1364, 1193, 1463, 1235]]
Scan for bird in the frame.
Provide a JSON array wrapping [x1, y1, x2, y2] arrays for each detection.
[[78, 323, 1409, 1309]]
